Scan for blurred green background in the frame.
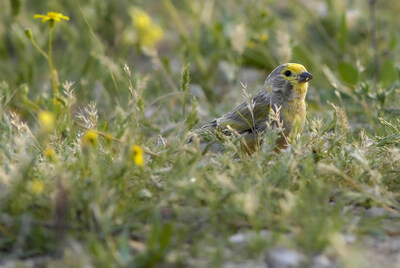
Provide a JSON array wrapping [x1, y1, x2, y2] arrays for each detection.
[[2, 0, 400, 128]]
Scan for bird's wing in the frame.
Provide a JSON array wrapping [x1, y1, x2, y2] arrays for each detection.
[[211, 91, 271, 134]]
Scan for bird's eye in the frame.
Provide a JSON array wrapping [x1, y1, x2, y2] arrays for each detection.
[[284, 70, 292, 76]]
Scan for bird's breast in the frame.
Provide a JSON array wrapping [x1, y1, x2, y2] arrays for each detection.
[[281, 99, 306, 135]]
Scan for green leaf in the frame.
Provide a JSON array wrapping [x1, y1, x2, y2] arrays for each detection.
[[338, 62, 359, 85], [10, 0, 21, 16], [389, 33, 397, 50], [381, 60, 397, 87]]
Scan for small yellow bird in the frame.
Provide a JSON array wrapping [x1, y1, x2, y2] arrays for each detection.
[[196, 63, 313, 152]]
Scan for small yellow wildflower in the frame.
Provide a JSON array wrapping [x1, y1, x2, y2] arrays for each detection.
[[130, 145, 144, 167], [104, 133, 114, 146], [141, 26, 163, 47], [105, 133, 113, 140], [259, 32, 268, 42], [38, 110, 56, 132], [29, 179, 45, 195], [81, 130, 98, 147], [132, 9, 152, 31], [34, 12, 70, 23], [130, 7, 163, 47], [45, 147, 56, 162], [246, 41, 255, 49]]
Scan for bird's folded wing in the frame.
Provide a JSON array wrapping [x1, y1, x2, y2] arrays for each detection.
[[215, 92, 271, 134]]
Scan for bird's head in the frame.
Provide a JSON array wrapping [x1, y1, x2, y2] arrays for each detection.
[[265, 63, 313, 100]]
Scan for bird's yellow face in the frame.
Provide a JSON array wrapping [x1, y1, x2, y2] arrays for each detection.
[[265, 63, 313, 100], [280, 63, 313, 96]]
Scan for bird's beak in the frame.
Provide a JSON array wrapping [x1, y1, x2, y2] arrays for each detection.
[[298, 71, 313, 83]]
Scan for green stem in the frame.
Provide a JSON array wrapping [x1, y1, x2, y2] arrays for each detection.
[[29, 37, 49, 60], [182, 92, 186, 116], [369, 0, 380, 82], [48, 21, 59, 95]]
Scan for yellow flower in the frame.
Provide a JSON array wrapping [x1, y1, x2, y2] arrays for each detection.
[[259, 32, 268, 42], [141, 26, 163, 47], [132, 9, 152, 31], [246, 41, 255, 49], [81, 130, 98, 147], [130, 145, 144, 167], [34, 12, 70, 23], [38, 110, 55, 132], [130, 7, 163, 47], [105, 133, 113, 145], [29, 179, 45, 195], [45, 147, 56, 162]]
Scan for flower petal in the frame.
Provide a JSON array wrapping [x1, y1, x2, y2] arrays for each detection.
[[34, 12, 70, 23], [60, 15, 70, 21], [34, 14, 45, 19]]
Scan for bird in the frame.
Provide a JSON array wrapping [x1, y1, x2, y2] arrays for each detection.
[[193, 63, 313, 153]]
